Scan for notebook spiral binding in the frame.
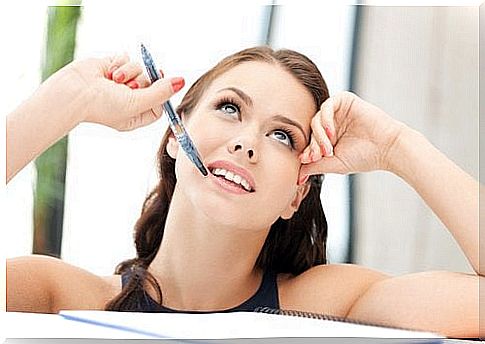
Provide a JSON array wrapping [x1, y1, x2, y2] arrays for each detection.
[[253, 306, 418, 332]]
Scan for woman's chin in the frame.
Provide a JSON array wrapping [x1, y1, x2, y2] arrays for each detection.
[[198, 200, 251, 227]]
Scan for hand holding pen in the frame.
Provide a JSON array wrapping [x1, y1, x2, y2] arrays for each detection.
[[98, 53, 186, 129], [72, 54, 185, 131], [8, 54, 186, 182]]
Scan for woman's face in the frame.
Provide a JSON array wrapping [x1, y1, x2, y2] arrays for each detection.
[[169, 61, 316, 231]]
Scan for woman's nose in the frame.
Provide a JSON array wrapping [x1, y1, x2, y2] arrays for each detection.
[[228, 140, 259, 163]]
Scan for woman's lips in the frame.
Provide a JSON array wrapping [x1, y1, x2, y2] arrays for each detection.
[[208, 172, 252, 195], [206, 160, 256, 191]]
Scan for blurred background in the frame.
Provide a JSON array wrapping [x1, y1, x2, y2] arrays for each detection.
[[3, 2, 478, 278]]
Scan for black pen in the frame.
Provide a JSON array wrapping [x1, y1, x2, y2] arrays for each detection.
[[140, 43, 208, 177]]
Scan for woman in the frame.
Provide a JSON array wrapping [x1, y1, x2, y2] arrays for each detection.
[[6, 47, 479, 338]]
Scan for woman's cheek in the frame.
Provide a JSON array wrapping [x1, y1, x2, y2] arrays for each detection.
[[271, 149, 301, 181]]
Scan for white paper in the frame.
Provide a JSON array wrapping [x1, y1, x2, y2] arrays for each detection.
[[3, 311, 151, 339], [46, 310, 445, 340]]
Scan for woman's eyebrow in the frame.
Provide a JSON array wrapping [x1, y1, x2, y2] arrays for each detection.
[[271, 115, 309, 144], [217, 87, 253, 107]]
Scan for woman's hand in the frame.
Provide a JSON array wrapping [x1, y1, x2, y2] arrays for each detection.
[[299, 91, 407, 182], [63, 54, 185, 131], [7, 53, 185, 182]]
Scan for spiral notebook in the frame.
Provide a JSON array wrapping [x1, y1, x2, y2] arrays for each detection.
[[46, 308, 445, 340]]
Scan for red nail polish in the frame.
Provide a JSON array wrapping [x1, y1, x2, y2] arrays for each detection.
[[171, 77, 185, 92], [107, 66, 117, 79], [298, 175, 309, 185], [114, 71, 125, 83], [128, 81, 139, 89], [320, 144, 327, 156]]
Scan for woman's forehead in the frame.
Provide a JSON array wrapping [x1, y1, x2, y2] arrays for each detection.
[[209, 61, 301, 89]]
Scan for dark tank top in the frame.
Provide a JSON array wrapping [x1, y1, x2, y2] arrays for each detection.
[[120, 269, 280, 313]]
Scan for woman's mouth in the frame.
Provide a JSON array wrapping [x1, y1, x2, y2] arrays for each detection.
[[209, 167, 255, 194]]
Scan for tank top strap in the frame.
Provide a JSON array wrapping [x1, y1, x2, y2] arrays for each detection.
[[239, 268, 279, 310]]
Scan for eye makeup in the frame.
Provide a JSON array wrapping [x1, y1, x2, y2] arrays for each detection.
[[268, 125, 300, 150], [214, 96, 242, 119]]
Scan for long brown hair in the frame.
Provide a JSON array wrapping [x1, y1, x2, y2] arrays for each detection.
[[105, 46, 329, 311]]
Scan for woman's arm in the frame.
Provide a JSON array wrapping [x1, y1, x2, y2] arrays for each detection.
[[346, 270, 479, 338], [386, 127, 480, 276], [300, 92, 483, 337], [7, 69, 84, 183], [7, 55, 183, 183], [7, 255, 118, 313], [300, 91, 480, 276], [300, 92, 480, 338]]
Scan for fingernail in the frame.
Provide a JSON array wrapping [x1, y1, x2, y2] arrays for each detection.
[[326, 144, 334, 156], [320, 144, 327, 156], [298, 174, 309, 185], [299, 150, 307, 162], [127, 81, 139, 89], [107, 66, 117, 79], [171, 77, 185, 92], [301, 151, 311, 164], [113, 71, 125, 83], [324, 125, 332, 140], [311, 149, 321, 162]]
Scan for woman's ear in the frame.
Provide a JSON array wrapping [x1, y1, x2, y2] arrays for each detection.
[[280, 181, 312, 220], [166, 132, 179, 159]]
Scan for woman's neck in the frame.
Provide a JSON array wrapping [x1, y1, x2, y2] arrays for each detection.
[[148, 185, 269, 311]]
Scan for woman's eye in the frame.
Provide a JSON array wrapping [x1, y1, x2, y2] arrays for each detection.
[[270, 130, 292, 147], [219, 103, 239, 117]]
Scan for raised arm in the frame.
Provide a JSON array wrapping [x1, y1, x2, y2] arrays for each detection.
[[386, 126, 479, 276], [7, 54, 184, 183], [299, 92, 480, 337], [300, 91, 480, 277], [6, 53, 185, 313]]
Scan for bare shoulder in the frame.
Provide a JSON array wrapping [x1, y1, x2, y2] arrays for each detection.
[[277, 263, 389, 317], [346, 270, 479, 337], [7, 255, 121, 313], [278, 265, 479, 337]]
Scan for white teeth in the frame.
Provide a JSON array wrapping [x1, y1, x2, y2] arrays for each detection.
[[210, 167, 253, 192], [214, 168, 225, 176], [233, 175, 242, 184], [225, 171, 235, 181], [241, 179, 250, 191]]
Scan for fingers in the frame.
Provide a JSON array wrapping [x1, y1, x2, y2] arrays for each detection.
[[110, 61, 143, 84], [299, 108, 335, 164], [103, 53, 185, 125], [110, 60, 163, 90], [319, 97, 337, 145], [106, 53, 129, 79], [129, 77, 185, 114], [298, 156, 347, 182], [299, 94, 348, 164]]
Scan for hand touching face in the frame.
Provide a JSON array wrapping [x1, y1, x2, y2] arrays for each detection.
[[299, 91, 406, 179]]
